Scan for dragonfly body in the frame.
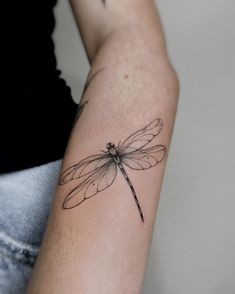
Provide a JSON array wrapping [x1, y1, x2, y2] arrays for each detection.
[[59, 119, 166, 223], [107, 142, 144, 222], [106, 142, 120, 163]]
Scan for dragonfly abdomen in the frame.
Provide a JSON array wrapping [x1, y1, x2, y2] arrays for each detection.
[[118, 163, 144, 222]]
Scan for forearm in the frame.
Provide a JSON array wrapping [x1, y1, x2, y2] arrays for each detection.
[[27, 3, 179, 293]]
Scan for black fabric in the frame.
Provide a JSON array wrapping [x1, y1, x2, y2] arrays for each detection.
[[1, 1, 78, 173]]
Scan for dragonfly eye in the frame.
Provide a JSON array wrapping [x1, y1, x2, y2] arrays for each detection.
[[107, 142, 115, 150]]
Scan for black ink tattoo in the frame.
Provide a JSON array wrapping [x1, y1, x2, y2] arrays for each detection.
[[83, 68, 106, 96], [73, 68, 105, 126], [59, 119, 166, 222], [73, 100, 88, 126]]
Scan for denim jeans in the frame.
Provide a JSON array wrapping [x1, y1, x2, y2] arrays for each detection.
[[0, 160, 62, 294]]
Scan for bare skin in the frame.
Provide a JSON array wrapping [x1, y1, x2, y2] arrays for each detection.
[[26, 0, 179, 293]]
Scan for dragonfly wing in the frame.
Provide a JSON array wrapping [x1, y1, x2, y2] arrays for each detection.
[[62, 161, 117, 209], [62, 178, 89, 208], [118, 119, 163, 154], [85, 161, 117, 199], [121, 145, 166, 170], [59, 153, 111, 185]]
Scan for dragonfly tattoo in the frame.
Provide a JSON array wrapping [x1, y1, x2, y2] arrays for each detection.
[[59, 118, 166, 222]]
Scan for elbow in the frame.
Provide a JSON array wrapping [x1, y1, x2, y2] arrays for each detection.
[[153, 54, 180, 108], [164, 60, 180, 102]]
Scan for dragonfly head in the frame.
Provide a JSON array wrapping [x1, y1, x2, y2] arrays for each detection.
[[106, 142, 115, 150]]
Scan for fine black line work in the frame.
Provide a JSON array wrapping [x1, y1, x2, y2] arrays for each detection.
[[83, 68, 106, 96], [73, 68, 106, 126], [73, 100, 88, 126], [59, 119, 166, 222]]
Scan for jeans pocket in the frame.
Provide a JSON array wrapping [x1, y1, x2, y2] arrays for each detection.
[[0, 231, 39, 294], [0, 230, 39, 266]]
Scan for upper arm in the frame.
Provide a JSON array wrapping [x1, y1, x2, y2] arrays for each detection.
[[68, 0, 161, 61]]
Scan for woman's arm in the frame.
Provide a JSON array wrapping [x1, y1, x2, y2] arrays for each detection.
[[27, 1, 179, 293]]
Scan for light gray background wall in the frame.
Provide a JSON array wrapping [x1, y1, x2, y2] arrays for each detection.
[[53, 1, 235, 293]]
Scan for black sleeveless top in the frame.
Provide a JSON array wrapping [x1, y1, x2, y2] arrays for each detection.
[[1, 1, 78, 173]]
